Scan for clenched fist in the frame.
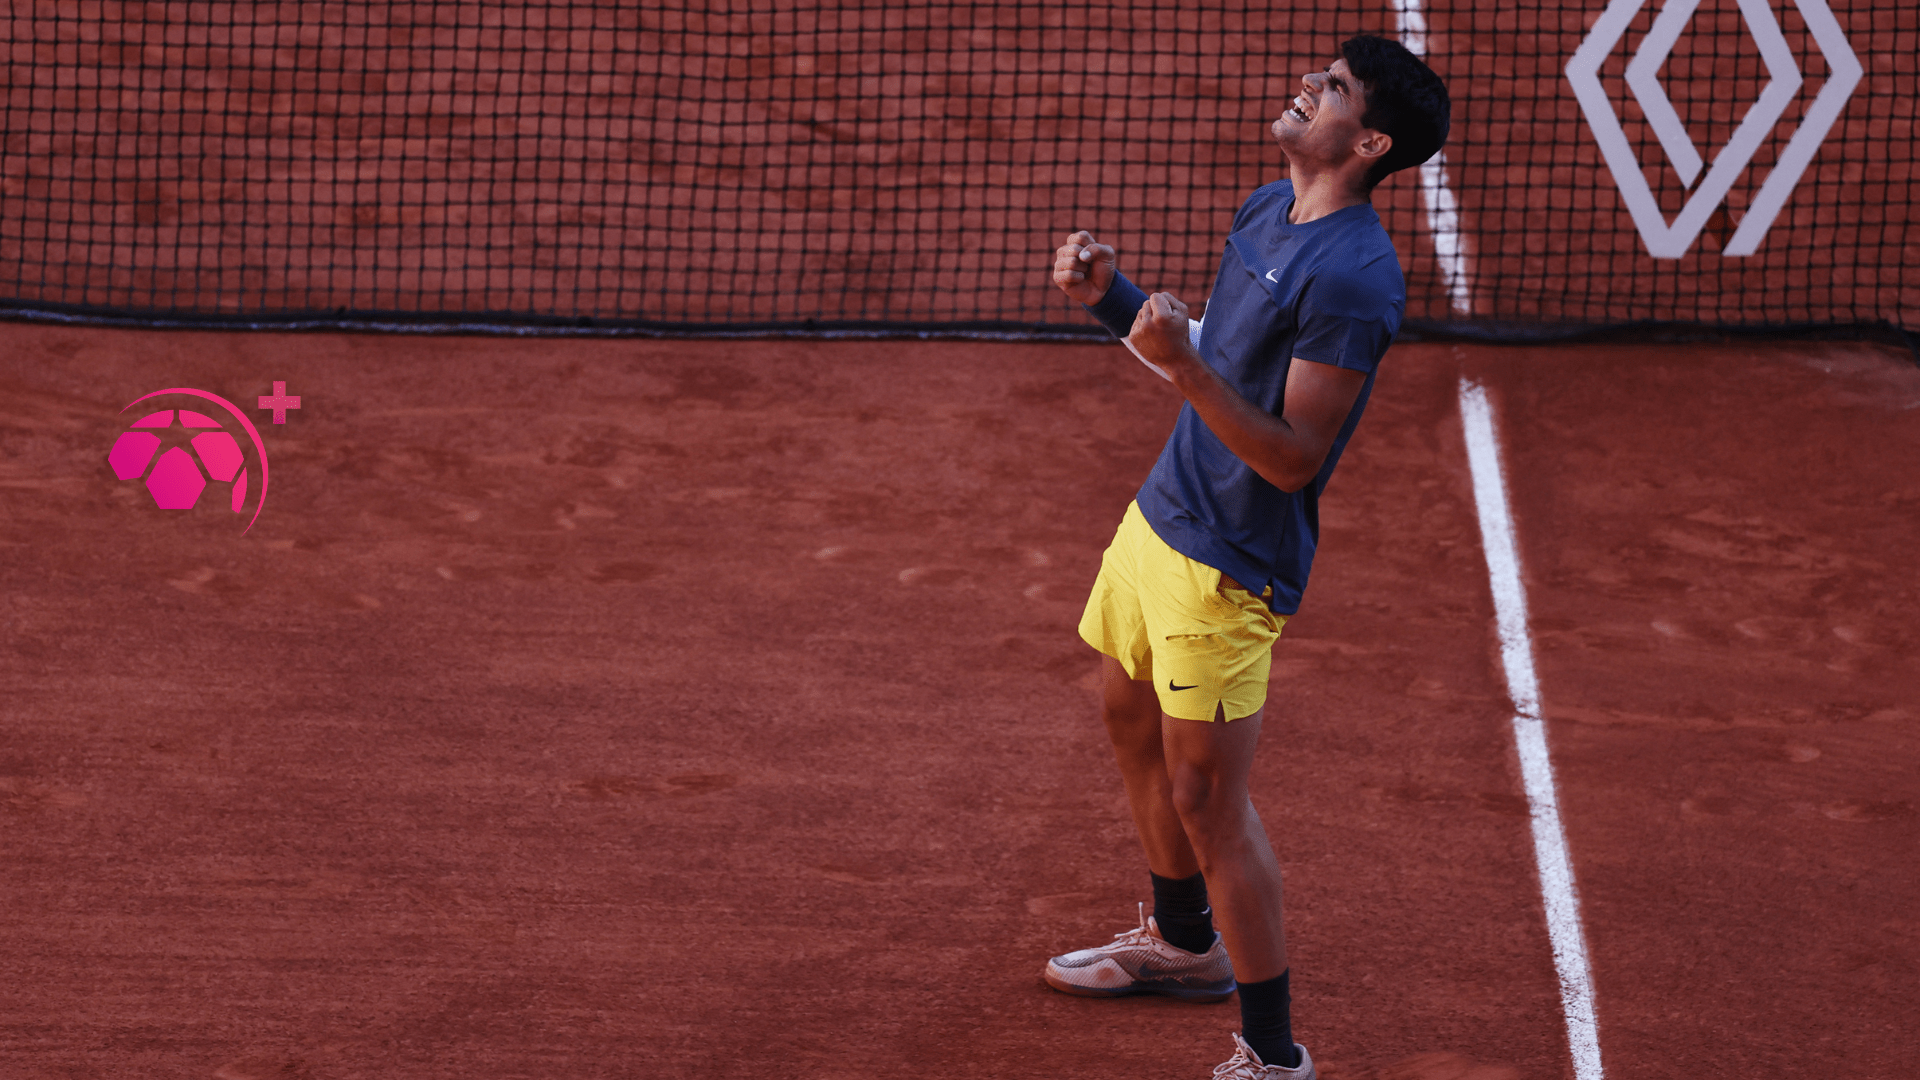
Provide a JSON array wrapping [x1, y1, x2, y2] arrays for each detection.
[[1127, 291, 1201, 378], [1051, 230, 1117, 306]]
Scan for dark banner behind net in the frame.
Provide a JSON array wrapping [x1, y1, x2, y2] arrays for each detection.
[[1, 0, 1913, 334]]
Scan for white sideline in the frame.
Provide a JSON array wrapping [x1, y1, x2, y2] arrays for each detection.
[[1390, 0, 1474, 315], [1458, 380, 1605, 1080]]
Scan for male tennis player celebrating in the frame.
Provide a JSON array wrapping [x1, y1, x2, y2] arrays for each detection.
[[1044, 36, 1450, 1080]]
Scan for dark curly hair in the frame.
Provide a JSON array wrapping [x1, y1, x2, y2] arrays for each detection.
[[1339, 35, 1451, 188]]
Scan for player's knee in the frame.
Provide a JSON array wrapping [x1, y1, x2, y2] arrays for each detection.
[[1169, 769, 1223, 825], [1173, 772, 1254, 858]]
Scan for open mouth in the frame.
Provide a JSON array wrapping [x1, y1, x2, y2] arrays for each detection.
[[1286, 95, 1312, 123]]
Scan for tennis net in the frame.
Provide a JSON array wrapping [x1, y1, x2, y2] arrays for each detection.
[[1, 0, 1913, 337]]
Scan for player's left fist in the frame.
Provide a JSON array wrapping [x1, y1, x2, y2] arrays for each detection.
[[1127, 291, 1198, 371]]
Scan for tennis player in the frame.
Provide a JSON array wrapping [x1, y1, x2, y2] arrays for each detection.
[[1043, 36, 1451, 1080]]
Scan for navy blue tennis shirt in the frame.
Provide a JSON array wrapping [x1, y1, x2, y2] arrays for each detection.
[[1086, 178, 1405, 615]]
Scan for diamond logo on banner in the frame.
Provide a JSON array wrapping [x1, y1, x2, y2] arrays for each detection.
[[1566, 0, 1862, 258]]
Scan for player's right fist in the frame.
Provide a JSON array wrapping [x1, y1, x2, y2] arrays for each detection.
[[1053, 230, 1117, 306]]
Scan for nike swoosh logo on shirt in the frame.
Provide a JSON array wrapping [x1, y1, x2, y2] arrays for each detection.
[[1169, 680, 1198, 691], [1266, 268, 1280, 282]]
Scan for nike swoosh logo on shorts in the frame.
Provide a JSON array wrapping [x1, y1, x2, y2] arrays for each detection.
[[1169, 680, 1198, 691], [1266, 268, 1280, 282]]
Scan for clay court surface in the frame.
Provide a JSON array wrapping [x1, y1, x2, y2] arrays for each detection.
[[1, 325, 1915, 1078]]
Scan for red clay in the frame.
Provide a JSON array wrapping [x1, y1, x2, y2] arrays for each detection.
[[0, 326, 1913, 1078], [1461, 341, 1920, 1080]]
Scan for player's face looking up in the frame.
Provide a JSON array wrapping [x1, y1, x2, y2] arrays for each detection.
[[1270, 58, 1392, 182]]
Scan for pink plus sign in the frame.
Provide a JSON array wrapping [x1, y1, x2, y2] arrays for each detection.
[[258, 381, 301, 424]]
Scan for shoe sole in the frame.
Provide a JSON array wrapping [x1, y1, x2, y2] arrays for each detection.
[[1042, 967, 1236, 1003]]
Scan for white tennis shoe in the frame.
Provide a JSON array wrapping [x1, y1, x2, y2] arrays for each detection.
[[1043, 901, 1236, 1002], [1212, 1033, 1316, 1080]]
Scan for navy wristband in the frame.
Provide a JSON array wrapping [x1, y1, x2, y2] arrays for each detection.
[[1083, 271, 1149, 339]]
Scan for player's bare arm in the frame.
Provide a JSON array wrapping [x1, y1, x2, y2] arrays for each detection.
[[1127, 291, 1366, 493], [1051, 229, 1118, 306]]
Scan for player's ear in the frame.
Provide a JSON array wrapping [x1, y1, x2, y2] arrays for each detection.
[[1354, 129, 1391, 162]]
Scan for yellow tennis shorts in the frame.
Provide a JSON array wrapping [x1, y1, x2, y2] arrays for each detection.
[[1079, 501, 1287, 722]]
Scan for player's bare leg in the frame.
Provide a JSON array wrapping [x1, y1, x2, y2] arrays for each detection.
[[1041, 656, 1237, 1003], [1164, 703, 1308, 1073], [1098, 654, 1201, 880], [1161, 705, 1289, 985]]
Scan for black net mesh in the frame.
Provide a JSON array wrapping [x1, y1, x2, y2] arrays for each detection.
[[1, 0, 1913, 335]]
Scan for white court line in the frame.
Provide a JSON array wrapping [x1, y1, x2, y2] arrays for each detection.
[[1458, 380, 1605, 1080], [1390, 0, 1475, 315]]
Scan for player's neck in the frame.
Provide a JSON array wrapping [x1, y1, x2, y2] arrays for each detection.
[[1282, 162, 1372, 224]]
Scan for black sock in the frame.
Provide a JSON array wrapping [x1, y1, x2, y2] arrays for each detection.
[[1238, 969, 1300, 1069], [1149, 871, 1214, 954]]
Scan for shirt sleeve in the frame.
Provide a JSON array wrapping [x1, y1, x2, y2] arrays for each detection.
[[1083, 270, 1149, 339], [1290, 266, 1399, 373]]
